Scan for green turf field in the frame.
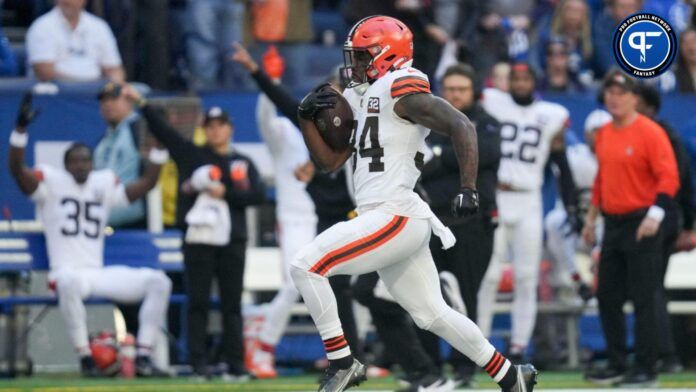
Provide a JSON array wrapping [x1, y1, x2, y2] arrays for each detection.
[[0, 372, 695, 391]]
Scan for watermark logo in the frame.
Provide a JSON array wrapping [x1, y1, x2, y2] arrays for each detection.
[[613, 13, 677, 78]]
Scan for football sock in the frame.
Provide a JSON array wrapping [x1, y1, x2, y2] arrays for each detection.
[[484, 351, 517, 390]]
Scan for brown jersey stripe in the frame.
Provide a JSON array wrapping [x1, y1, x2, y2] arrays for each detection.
[[309, 216, 408, 275], [391, 82, 430, 93], [391, 86, 431, 98], [393, 75, 428, 85]]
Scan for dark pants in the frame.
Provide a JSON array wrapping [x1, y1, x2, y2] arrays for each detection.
[[352, 272, 438, 377], [420, 214, 495, 372], [597, 213, 661, 374], [655, 207, 681, 362], [318, 216, 362, 360], [184, 241, 246, 372]]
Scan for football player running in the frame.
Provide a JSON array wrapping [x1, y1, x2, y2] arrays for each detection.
[[292, 16, 537, 392], [477, 63, 577, 361], [8, 93, 172, 377]]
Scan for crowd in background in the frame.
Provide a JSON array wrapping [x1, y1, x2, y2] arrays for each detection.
[[0, 0, 696, 93]]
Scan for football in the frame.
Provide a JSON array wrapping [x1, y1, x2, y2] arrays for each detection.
[[313, 85, 354, 151]]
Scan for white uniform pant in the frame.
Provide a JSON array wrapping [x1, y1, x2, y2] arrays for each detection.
[[544, 206, 578, 287], [290, 209, 496, 366], [478, 190, 542, 349], [49, 266, 172, 352], [258, 217, 317, 346]]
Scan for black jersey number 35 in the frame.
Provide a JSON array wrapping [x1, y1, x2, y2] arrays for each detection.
[[60, 198, 102, 239]]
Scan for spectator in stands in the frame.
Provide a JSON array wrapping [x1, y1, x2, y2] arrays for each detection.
[[93, 82, 147, 228], [539, 39, 585, 93], [675, 27, 696, 93], [0, 24, 18, 76], [583, 70, 679, 387], [478, 0, 535, 63], [592, 0, 643, 78], [187, 0, 247, 89], [122, 85, 265, 380], [25, 0, 124, 82], [635, 84, 695, 374], [489, 61, 511, 91], [534, 0, 593, 79]]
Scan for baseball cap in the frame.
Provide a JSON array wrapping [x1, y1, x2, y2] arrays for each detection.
[[602, 69, 637, 93], [203, 106, 232, 126], [97, 82, 122, 100]]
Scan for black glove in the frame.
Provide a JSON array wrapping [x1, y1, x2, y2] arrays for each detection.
[[16, 92, 39, 128], [563, 206, 584, 236], [297, 83, 338, 121], [451, 187, 479, 218]]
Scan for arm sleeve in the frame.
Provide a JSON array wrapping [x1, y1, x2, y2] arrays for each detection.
[[550, 149, 578, 210], [224, 159, 266, 208], [256, 94, 285, 154], [141, 104, 196, 164], [648, 125, 680, 200], [250, 70, 301, 127], [26, 24, 58, 63]]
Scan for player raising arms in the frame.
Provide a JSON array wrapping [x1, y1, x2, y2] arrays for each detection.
[[8, 93, 171, 377], [291, 16, 537, 392]]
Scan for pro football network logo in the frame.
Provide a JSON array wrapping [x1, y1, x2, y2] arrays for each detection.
[[613, 13, 677, 78]]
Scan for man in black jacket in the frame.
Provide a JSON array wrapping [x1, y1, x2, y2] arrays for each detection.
[[418, 63, 502, 384], [635, 84, 695, 373], [122, 85, 266, 380]]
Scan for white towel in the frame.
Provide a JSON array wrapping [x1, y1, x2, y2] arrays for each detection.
[[185, 193, 231, 246]]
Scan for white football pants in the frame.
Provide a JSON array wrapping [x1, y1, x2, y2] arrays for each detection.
[[478, 190, 542, 349], [258, 217, 317, 346], [290, 209, 496, 366], [49, 266, 172, 352]]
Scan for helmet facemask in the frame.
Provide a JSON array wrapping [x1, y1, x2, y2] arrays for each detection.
[[341, 44, 381, 88]]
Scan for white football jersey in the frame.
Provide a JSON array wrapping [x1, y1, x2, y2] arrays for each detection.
[[343, 67, 431, 208], [482, 88, 569, 191], [30, 165, 129, 270]]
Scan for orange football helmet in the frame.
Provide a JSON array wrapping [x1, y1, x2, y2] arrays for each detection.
[[342, 15, 414, 87]]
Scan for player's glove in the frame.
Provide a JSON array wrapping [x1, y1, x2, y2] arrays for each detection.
[[16, 92, 39, 128], [298, 83, 338, 121], [564, 206, 584, 236], [451, 187, 479, 218]]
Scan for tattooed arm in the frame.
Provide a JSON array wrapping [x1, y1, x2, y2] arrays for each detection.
[[394, 93, 478, 190]]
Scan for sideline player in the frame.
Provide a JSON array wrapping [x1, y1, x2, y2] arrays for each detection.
[[291, 16, 537, 392], [477, 63, 577, 360], [544, 110, 610, 301], [248, 55, 318, 378], [7, 94, 171, 377]]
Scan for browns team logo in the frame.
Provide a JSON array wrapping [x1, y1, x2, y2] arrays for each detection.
[[367, 97, 380, 113]]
